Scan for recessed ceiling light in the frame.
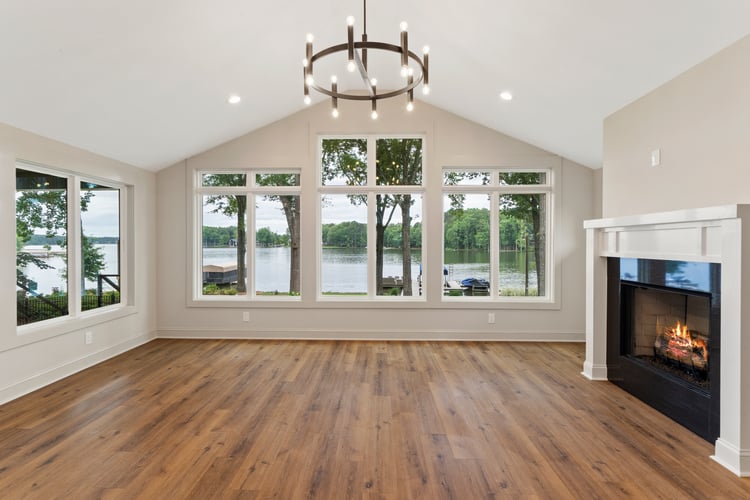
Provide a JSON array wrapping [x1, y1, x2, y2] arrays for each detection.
[[499, 91, 513, 101], [228, 95, 241, 104]]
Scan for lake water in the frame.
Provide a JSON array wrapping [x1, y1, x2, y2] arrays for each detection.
[[204, 247, 537, 293], [19, 244, 120, 294], [22, 244, 538, 294]]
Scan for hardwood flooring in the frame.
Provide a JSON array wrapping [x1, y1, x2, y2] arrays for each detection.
[[1, 339, 748, 499]]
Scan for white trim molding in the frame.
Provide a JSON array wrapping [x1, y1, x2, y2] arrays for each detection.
[[584, 204, 750, 476]]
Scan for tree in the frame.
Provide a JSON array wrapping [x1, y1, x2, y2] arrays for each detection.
[[256, 173, 301, 294], [202, 174, 248, 292], [499, 172, 546, 295], [16, 176, 106, 292], [322, 138, 422, 296]]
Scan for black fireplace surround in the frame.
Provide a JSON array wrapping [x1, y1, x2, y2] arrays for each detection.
[[607, 258, 721, 442]]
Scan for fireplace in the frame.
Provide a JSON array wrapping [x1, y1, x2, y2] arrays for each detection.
[[607, 258, 720, 441]]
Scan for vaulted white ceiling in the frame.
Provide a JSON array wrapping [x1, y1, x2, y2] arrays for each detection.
[[1, 1, 749, 171]]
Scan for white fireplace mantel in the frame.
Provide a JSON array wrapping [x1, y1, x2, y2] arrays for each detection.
[[583, 204, 750, 477]]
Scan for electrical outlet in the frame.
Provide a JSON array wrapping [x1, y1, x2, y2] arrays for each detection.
[[488, 313, 495, 324], [242, 311, 250, 322], [84, 331, 93, 344]]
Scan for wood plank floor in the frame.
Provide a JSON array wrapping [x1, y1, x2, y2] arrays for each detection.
[[1, 340, 749, 499]]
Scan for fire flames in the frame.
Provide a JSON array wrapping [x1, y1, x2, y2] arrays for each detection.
[[654, 321, 708, 371]]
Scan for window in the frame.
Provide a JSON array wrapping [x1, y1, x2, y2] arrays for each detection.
[[320, 136, 424, 299], [16, 165, 124, 326], [197, 171, 301, 298], [442, 169, 552, 300]]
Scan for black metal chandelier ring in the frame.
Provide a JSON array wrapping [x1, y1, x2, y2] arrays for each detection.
[[308, 42, 426, 101]]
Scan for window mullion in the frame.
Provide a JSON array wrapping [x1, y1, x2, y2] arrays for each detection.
[[68, 176, 82, 316], [490, 192, 500, 297]]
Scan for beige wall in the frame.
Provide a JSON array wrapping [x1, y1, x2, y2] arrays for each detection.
[[0, 123, 157, 403], [157, 98, 595, 340], [603, 34, 750, 217]]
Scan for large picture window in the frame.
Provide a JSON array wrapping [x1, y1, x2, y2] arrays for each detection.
[[16, 165, 123, 326], [320, 136, 424, 299], [442, 169, 552, 300], [197, 171, 301, 298]]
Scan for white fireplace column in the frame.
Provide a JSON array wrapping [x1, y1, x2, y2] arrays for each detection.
[[583, 205, 750, 477]]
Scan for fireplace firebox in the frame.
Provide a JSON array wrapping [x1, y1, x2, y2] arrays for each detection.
[[607, 258, 720, 442]]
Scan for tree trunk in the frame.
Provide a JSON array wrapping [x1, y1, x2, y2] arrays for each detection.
[[376, 221, 385, 295], [236, 196, 247, 293], [281, 195, 300, 294], [401, 196, 413, 296], [532, 195, 545, 296]]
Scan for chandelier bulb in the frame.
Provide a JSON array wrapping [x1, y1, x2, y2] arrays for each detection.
[[305, 75, 315, 86], [371, 110, 378, 120], [422, 84, 430, 95], [370, 78, 377, 86], [423, 45, 430, 54], [347, 60, 356, 72], [347, 16, 355, 26], [400, 21, 408, 32], [331, 75, 338, 84], [304, 95, 312, 105], [303, 58, 309, 67], [406, 102, 414, 112], [306, 33, 314, 43], [332, 108, 339, 118], [400, 66, 409, 78]]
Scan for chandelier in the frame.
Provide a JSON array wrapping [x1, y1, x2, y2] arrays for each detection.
[[303, 0, 430, 119]]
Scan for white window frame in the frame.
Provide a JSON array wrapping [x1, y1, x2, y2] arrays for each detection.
[[317, 135, 427, 302], [15, 161, 131, 334], [441, 166, 559, 306], [191, 169, 302, 302]]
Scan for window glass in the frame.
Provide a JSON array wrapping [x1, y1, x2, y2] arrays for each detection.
[[375, 138, 422, 186], [498, 171, 547, 185], [443, 171, 491, 186], [202, 194, 247, 296], [321, 194, 368, 295], [202, 173, 247, 187], [378, 193, 423, 297], [255, 173, 300, 187], [255, 194, 300, 295], [80, 181, 120, 310], [443, 193, 491, 296], [16, 169, 69, 325], [321, 138, 367, 186], [499, 193, 546, 296]]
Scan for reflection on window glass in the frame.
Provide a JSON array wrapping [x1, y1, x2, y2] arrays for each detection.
[[377, 193, 423, 297], [255, 194, 300, 295], [321, 194, 368, 295], [202, 194, 247, 295], [321, 138, 367, 186], [16, 169, 69, 325], [443, 193, 491, 296], [375, 138, 422, 186], [80, 182, 120, 310], [499, 193, 546, 296]]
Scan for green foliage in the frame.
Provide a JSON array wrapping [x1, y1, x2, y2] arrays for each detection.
[[322, 221, 367, 247], [16, 171, 108, 290], [444, 208, 490, 250], [384, 222, 422, 248]]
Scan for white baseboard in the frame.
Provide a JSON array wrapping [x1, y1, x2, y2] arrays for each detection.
[[581, 361, 608, 380], [0, 331, 156, 406], [157, 327, 585, 342], [712, 438, 750, 477]]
